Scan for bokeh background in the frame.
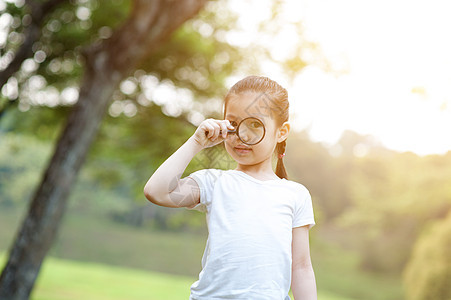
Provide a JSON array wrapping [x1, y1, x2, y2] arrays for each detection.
[[1, 0, 450, 299]]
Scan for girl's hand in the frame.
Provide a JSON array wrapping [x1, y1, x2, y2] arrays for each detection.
[[191, 118, 234, 149]]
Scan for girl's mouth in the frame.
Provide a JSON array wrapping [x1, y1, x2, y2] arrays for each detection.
[[234, 145, 252, 154]]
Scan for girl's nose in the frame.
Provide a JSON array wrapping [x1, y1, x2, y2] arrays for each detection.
[[239, 131, 250, 142]]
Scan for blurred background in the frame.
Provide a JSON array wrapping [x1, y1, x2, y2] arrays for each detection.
[[1, 0, 450, 299]]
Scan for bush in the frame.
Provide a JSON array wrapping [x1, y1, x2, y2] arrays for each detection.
[[403, 211, 451, 300]]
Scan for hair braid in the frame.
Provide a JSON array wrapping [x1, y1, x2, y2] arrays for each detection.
[[275, 140, 288, 179]]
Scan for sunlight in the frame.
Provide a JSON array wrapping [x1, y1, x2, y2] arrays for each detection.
[[229, 0, 451, 155]]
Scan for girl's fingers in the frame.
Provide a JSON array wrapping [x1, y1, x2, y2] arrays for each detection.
[[217, 120, 232, 139], [213, 122, 221, 139], [206, 119, 222, 140], [219, 121, 228, 139], [206, 121, 218, 140], [204, 123, 215, 139], [195, 119, 233, 148], [226, 119, 234, 130]]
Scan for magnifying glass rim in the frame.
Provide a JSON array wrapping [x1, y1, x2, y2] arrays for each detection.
[[236, 116, 266, 145]]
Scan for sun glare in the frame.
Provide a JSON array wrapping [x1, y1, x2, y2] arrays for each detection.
[[229, 0, 451, 155]]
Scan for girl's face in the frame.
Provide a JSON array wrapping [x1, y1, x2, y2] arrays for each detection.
[[224, 92, 289, 167]]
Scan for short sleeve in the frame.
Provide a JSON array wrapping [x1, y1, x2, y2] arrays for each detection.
[[186, 168, 222, 213], [293, 186, 315, 229]]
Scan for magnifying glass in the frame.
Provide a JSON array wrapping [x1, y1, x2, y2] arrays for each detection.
[[215, 117, 266, 145]]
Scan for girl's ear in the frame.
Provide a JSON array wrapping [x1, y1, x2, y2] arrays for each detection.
[[277, 121, 290, 143]]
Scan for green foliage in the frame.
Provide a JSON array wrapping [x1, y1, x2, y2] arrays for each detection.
[[1, 0, 245, 116], [285, 130, 350, 220], [338, 150, 451, 273], [0, 105, 213, 233], [1, 0, 131, 108], [0, 105, 68, 140], [0, 132, 53, 207], [89, 103, 196, 202], [403, 212, 451, 300], [37, 0, 130, 86], [0, 130, 141, 224], [138, 3, 243, 100], [285, 129, 451, 278]]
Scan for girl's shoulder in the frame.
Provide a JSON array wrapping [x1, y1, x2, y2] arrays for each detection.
[[281, 179, 311, 197], [284, 178, 309, 190], [187, 168, 225, 182]]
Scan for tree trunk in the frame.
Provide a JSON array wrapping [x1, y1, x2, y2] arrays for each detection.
[[0, 0, 207, 298]]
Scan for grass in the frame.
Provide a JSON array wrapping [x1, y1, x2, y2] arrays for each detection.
[[1, 254, 193, 300], [0, 207, 206, 277], [0, 207, 404, 300], [311, 241, 403, 300], [1, 254, 354, 300]]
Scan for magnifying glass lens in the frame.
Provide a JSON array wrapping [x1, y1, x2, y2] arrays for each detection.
[[237, 118, 265, 145]]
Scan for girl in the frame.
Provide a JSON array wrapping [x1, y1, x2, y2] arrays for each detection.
[[144, 76, 316, 300]]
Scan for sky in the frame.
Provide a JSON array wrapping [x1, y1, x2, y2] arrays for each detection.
[[228, 0, 451, 156]]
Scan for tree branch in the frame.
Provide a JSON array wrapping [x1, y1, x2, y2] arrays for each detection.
[[0, 0, 67, 89]]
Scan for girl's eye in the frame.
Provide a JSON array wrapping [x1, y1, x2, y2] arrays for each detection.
[[250, 121, 262, 128]]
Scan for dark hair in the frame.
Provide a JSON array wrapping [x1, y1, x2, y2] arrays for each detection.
[[224, 76, 289, 179]]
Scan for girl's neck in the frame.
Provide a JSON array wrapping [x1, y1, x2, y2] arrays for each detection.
[[235, 158, 279, 181]]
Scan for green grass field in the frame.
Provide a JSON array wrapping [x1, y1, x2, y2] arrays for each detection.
[[33, 257, 193, 300], [0, 208, 403, 299], [1, 254, 353, 300]]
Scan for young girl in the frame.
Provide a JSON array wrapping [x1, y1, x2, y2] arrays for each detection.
[[144, 76, 316, 300]]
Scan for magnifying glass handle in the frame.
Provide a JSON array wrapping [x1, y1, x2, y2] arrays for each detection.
[[223, 129, 236, 134]]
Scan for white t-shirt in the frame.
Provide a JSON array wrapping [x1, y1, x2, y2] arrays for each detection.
[[187, 169, 315, 300]]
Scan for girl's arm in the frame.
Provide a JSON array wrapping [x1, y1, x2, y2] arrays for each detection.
[[143, 119, 233, 208], [291, 225, 317, 300]]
